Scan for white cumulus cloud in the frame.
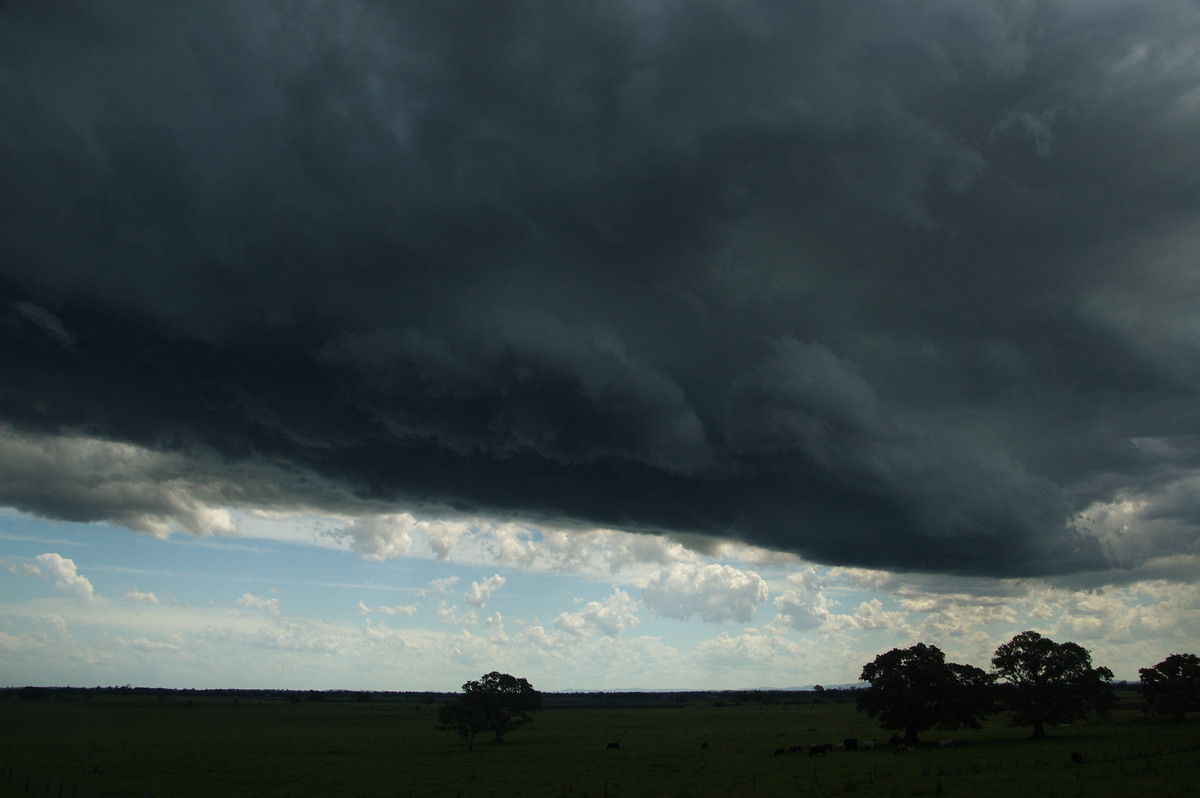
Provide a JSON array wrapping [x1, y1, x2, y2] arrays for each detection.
[[31, 553, 94, 601], [772, 568, 832, 631], [553, 589, 641, 638], [326, 514, 415, 560], [848, 598, 912, 633], [638, 563, 768, 623]]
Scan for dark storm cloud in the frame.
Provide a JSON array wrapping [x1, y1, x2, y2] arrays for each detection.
[[3, 0, 1200, 579]]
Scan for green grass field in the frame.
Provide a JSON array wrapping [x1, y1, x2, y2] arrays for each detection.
[[2, 691, 1197, 797]]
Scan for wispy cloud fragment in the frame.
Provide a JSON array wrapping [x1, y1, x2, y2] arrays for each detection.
[[236, 593, 280, 616], [124, 589, 160, 605], [464, 574, 506, 608]]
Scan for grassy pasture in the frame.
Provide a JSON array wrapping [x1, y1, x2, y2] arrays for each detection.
[[2, 691, 1198, 797]]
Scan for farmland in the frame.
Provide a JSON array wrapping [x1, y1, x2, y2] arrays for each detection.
[[2, 688, 1197, 797]]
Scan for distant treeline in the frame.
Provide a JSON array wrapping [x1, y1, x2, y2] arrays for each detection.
[[2, 684, 891, 708], [4, 685, 454, 703]]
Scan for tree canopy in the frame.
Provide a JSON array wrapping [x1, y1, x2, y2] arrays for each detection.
[[436, 699, 490, 751], [1139, 653, 1200, 722], [857, 643, 994, 745], [991, 630, 1114, 739], [447, 671, 542, 745]]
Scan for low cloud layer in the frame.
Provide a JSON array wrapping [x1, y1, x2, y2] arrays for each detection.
[[1, 532, 1195, 690], [3, 1, 1200, 580]]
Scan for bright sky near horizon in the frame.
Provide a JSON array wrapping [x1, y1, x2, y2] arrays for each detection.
[[3, 1, 1200, 691], [3, 505, 1193, 691]]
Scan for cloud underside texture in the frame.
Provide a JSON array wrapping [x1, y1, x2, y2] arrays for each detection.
[[3, 0, 1200, 578]]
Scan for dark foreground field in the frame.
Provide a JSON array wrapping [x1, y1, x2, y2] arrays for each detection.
[[3, 690, 1197, 797]]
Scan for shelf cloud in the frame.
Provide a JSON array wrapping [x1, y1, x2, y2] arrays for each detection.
[[3, 1, 1200, 582]]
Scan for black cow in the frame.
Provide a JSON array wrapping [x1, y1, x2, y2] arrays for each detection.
[[606, 742, 621, 751], [808, 743, 832, 756], [843, 738, 858, 751]]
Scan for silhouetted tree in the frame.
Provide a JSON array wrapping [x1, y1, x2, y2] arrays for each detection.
[[1139, 653, 1200, 722], [437, 699, 489, 751], [991, 630, 1114, 739], [452, 671, 542, 744], [857, 643, 993, 745]]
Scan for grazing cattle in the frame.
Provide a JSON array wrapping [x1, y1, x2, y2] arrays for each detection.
[[786, 745, 803, 754], [938, 739, 954, 748], [606, 742, 621, 751], [860, 740, 876, 750], [774, 747, 786, 757], [894, 744, 908, 754], [843, 738, 858, 751], [888, 735, 903, 747], [808, 743, 832, 756], [700, 741, 708, 750], [834, 743, 845, 751], [1071, 751, 1083, 765]]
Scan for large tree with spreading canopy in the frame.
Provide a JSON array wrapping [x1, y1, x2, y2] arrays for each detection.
[[1139, 653, 1200, 722], [991, 631, 1114, 739], [440, 671, 542, 746], [857, 643, 994, 745]]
